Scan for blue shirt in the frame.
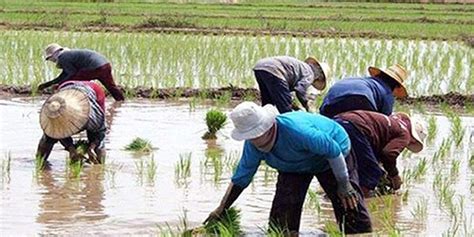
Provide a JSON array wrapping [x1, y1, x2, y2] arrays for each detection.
[[231, 111, 350, 188], [320, 77, 394, 116]]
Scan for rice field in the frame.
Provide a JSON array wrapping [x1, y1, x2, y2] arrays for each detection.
[[0, 98, 472, 236], [1, 30, 472, 97]]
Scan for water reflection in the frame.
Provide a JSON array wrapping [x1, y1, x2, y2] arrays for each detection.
[[36, 164, 107, 233]]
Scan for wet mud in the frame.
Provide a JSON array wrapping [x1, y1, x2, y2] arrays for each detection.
[[1, 84, 473, 106]]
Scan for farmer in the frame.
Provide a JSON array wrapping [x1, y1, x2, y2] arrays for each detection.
[[253, 56, 330, 113], [334, 110, 427, 196], [319, 64, 408, 118], [38, 43, 125, 101], [205, 102, 372, 234], [36, 81, 107, 164]]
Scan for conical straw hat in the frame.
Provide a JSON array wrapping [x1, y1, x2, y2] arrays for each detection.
[[368, 64, 408, 98], [304, 56, 330, 90], [40, 88, 90, 139]]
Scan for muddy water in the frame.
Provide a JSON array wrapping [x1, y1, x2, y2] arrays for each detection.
[[0, 98, 473, 235]]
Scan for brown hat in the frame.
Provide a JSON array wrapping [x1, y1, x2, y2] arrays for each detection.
[[368, 64, 408, 98], [40, 89, 90, 139], [394, 112, 427, 153], [304, 56, 330, 90]]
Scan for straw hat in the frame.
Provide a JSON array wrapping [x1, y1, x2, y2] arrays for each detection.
[[40, 88, 90, 139], [44, 43, 64, 61], [368, 64, 408, 98], [304, 57, 330, 90], [230, 102, 279, 141], [395, 112, 427, 153]]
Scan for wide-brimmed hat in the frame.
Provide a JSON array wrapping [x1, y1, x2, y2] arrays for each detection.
[[304, 57, 330, 90], [40, 88, 90, 139], [395, 112, 427, 153], [44, 43, 64, 61], [230, 102, 279, 141], [368, 64, 408, 98]]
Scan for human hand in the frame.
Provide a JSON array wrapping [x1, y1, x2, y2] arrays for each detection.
[[203, 207, 224, 225], [389, 175, 403, 190], [87, 144, 100, 164], [337, 180, 359, 211]]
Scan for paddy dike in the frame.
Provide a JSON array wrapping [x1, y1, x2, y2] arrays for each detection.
[[1, 84, 473, 107]]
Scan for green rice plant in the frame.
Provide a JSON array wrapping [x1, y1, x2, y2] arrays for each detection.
[[449, 159, 460, 178], [135, 158, 145, 185], [427, 115, 437, 143], [263, 221, 287, 237], [204, 207, 242, 236], [323, 221, 342, 236], [432, 138, 453, 164], [410, 198, 428, 222], [146, 155, 158, 184], [1, 152, 12, 186], [305, 189, 321, 218], [412, 157, 428, 181], [35, 153, 46, 173], [449, 115, 465, 147], [66, 158, 83, 179], [75, 139, 89, 156], [175, 152, 191, 181], [202, 109, 227, 140], [125, 137, 153, 153], [202, 148, 223, 184], [470, 155, 474, 169]]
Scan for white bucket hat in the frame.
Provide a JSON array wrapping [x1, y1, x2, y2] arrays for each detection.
[[44, 43, 64, 61], [395, 112, 427, 153], [230, 102, 279, 141]]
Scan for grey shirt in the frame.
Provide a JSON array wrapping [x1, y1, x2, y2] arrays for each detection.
[[253, 56, 315, 105], [55, 49, 109, 83]]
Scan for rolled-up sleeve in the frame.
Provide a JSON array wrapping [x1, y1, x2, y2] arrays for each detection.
[[231, 141, 263, 188]]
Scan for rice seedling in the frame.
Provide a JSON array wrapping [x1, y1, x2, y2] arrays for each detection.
[[469, 154, 474, 169], [75, 139, 89, 156], [66, 157, 83, 180], [305, 189, 322, 218], [411, 157, 428, 181], [426, 115, 437, 143], [262, 221, 287, 237], [432, 138, 453, 164], [410, 198, 428, 222], [135, 158, 145, 185], [204, 207, 242, 236], [202, 108, 227, 140], [125, 137, 154, 153], [2, 30, 471, 97], [323, 221, 342, 236], [34, 153, 46, 173], [146, 155, 158, 184], [448, 115, 465, 147], [1, 152, 12, 186], [175, 152, 191, 182], [203, 149, 224, 185], [449, 159, 460, 178]]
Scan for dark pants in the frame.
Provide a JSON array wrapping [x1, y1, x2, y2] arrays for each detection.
[[336, 119, 384, 190], [36, 131, 105, 161], [70, 63, 125, 101], [269, 156, 372, 234], [320, 95, 375, 118], [254, 70, 292, 114]]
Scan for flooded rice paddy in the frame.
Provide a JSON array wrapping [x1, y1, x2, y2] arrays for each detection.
[[0, 98, 473, 235]]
